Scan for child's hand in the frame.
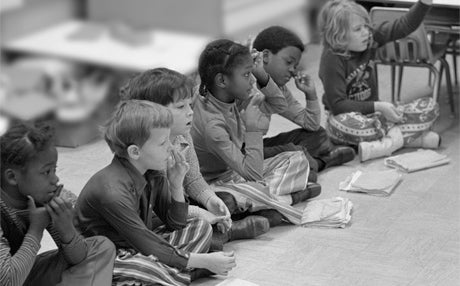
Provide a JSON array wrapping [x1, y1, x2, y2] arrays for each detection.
[[205, 196, 232, 232], [251, 50, 269, 85], [45, 194, 77, 244], [294, 72, 317, 100], [203, 252, 236, 275], [375, 101, 403, 123], [193, 207, 230, 227], [27, 196, 50, 238], [166, 146, 190, 194], [241, 93, 270, 132]]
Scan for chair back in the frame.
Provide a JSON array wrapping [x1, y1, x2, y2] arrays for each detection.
[[370, 7, 434, 64]]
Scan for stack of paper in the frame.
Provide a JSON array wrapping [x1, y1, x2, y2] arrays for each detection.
[[339, 169, 402, 196], [384, 149, 450, 172], [301, 197, 352, 228]]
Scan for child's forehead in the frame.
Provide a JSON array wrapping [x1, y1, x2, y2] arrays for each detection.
[[276, 46, 302, 58], [349, 12, 367, 25], [27, 146, 58, 170]]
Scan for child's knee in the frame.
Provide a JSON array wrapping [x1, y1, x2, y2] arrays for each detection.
[[85, 235, 116, 260], [189, 218, 213, 239]]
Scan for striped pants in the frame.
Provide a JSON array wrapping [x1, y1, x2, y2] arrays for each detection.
[[326, 97, 439, 146], [112, 218, 212, 286], [212, 151, 310, 225]]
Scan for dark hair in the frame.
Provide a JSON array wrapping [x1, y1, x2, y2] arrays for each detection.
[[253, 26, 305, 54], [0, 121, 55, 173], [198, 39, 250, 96], [103, 100, 172, 158], [120, 68, 195, 106]]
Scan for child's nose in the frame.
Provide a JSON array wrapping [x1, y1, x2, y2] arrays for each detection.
[[249, 74, 256, 85], [51, 173, 59, 185]]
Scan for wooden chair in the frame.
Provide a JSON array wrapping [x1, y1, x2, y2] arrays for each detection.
[[370, 7, 454, 113]]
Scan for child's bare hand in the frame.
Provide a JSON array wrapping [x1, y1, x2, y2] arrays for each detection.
[[204, 252, 236, 275], [205, 196, 232, 232], [45, 195, 77, 243], [375, 101, 403, 123], [294, 72, 317, 100], [241, 93, 269, 132], [167, 147, 190, 192], [27, 195, 50, 235], [250, 50, 269, 84]]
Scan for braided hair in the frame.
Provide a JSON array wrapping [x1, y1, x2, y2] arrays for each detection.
[[198, 39, 250, 96], [0, 121, 54, 173]]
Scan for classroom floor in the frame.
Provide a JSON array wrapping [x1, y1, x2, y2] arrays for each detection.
[[38, 41, 460, 286]]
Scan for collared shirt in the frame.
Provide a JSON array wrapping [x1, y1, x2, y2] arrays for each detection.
[[191, 77, 286, 183], [0, 188, 87, 286], [75, 156, 190, 270]]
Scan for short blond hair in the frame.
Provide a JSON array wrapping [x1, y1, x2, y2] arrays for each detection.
[[318, 0, 370, 55], [103, 100, 172, 158]]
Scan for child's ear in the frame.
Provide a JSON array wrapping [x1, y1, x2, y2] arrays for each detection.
[[3, 169, 19, 186], [262, 49, 271, 64], [127, 145, 140, 160], [214, 73, 227, 89]]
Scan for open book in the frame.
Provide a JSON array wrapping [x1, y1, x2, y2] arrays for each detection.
[[339, 169, 403, 197]]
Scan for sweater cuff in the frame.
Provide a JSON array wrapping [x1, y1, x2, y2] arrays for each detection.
[[24, 233, 42, 253]]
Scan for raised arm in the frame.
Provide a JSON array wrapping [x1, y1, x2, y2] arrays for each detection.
[[373, 0, 431, 46]]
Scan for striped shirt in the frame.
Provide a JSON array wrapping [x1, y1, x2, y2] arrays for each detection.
[[0, 190, 88, 286]]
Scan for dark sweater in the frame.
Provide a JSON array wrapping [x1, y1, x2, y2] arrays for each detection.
[[319, 1, 431, 115]]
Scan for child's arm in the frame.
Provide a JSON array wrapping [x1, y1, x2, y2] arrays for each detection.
[[45, 194, 89, 266], [0, 197, 49, 286], [373, 0, 431, 46], [279, 75, 321, 131], [182, 135, 231, 231], [319, 52, 375, 115], [205, 117, 264, 181], [251, 51, 287, 114]]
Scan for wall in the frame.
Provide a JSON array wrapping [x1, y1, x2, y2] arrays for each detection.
[[0, 0, 82, 43]]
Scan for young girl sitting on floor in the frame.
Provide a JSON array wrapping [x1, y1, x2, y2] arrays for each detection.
[[192, 39, 321, 227], [318, 0, 439, 162]]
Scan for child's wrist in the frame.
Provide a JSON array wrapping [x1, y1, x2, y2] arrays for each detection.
[[256, 72, 270, 88], [304, 91, 318, 101]]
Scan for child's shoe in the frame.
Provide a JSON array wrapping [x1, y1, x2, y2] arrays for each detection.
[[227, 215, 269, 241], [252, 209, 285, 227], [359, 126, 404, 162], [322, 146, 356, 168], [405, 131, 441, 149], [291, 182, 321, 205]]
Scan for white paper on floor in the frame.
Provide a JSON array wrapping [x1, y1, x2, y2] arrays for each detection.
[[339, 169, 403, 196], [301, 197, 352, 228], [384, 149, 450, 172]]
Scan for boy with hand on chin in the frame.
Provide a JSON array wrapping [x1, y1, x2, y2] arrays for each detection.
[[252, 26, 356, 179], [75, 100, 235, 286]]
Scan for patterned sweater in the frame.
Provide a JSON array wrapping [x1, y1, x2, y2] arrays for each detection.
[[319, 1, 430, 115]]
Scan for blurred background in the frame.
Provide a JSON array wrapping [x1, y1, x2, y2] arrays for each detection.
[[0, 0, 319, 147]]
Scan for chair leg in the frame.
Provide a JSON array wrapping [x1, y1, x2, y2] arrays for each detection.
[[397, 64, 403, 102], [390, 65, 396, 103], [452, 42, 458, 86], [440, 57, 455, 114]]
